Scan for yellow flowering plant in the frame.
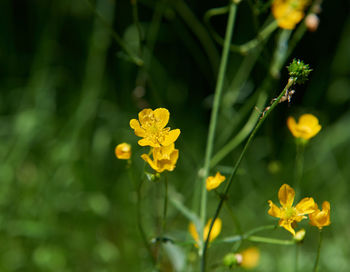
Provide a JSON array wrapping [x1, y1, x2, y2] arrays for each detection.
[[287, 113, 321, 141], [268, 184, 317, 235], [115, 142, 132, 160], [309, 201, 331, 229], [189, 218, 222, 248], [206, 172, 226, 191], [130, 108, 180, 147], [272, 0, 310, 29]]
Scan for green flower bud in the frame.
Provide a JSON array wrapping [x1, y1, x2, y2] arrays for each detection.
[[287, 59, 312, 84]]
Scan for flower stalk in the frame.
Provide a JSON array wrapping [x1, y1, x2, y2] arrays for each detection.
[[313, 229, 323, 272]]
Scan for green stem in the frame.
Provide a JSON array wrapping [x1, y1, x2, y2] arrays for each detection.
[[202, 78, 296, 270], [313, 230, 323, 272], [295, 141, 305, 195], [199, 2, 237, 259], [295, 244, 300, 272], [131, 0, 144, 55], [247, 236, 295, 245], [162, 175, 168, 233]]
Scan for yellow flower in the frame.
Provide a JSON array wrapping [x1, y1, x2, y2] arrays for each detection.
[[130, 108, 180, 147], [189, 218, 222, 247], [294, 228, 306, 242], [268, 184, 317, 236], [272, 0, 310, 29], [287, 114, 322, 141], [309, 201, 331, 229], [141, 143, 179, 173], [206, 172, 226, 191], [115, 143, 131, 159], [237, 247, 260, 269]]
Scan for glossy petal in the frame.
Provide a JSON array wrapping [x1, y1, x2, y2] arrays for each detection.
[[309, 201, 331, 229], [138, 108, 153, 127], [115, 143, 131, 159], [287, 114, 321, 140], [204, 218, 222, 242], [279, 219, 295, 236], [130, 119, 146, 137], [287, 117, 300, 138], [278, 184, 295, 208], [153, 108, 169, 129], [206, 172, 226, 191], [162, 129, 181, 146], [268, 200, 282, 218], [138, 138, 159, 147], [295, 197, 317, 215]]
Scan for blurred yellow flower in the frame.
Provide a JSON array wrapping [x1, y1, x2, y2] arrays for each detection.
[[130, 108, 180, 147], [141, 143, 179, 173], [309, 201, 331, 229], [287, 114, 321, 141], [294, 228, 306, 242], [268, 184, 317, 235], [189, 218, 222, 247], [237, 247, 260, 269], [115, 143, 131, 160], [272, 0, 310, 29], [206, 172, 226, 191]]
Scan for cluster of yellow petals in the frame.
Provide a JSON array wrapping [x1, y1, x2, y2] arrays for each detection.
[[189, 218, 222, 248], [130, 108, 180, 173], [115, 143, 132, 160], [130, 108, 180, 148], [272, 0, 310, 29], [206, 172, 226, 191], [309, 201, 331, 229], [141, 143, 179, 173], [287, 114, 322, 141], [236, 247, 260, 270], [268, 184, 317, 236]]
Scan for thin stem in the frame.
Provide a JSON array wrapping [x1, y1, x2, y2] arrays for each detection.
[[295, 141, 305, 195], [162, 175, 168, 233], [202, 78, 296, 270], [131, 0, 144, 55], [313, 230, 323, 272], [199, 2, 237, 259], [247, 236, 295, 245]]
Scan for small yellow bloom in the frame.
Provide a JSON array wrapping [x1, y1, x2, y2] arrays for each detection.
[[237, 247, 260, 269], [141, 143, 179, 173], [189, 218, 222, 247], [294, 228, 306, 242], [272, 0, 310, 29], [115, 143, 131, 159], [206, 172, 226, 191], [130, 108, 180, 147], [268, 184, 317, 236], [287, 114, 322, 140], [309, 201, 331, 229]]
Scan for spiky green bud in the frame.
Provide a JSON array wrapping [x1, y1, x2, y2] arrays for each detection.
[[287, 59, 312, 84]]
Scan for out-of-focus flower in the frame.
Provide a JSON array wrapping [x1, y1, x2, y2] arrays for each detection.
[[305, 13, 320, 32], [206, 172, 226, 191], [237, 247, 260, 269], [115, 143, 131, 159], [309, 201, 331, 229], [287, 114, 321, 141], [189, 218, 222, 247], [294, 228, 306, 242], [130, 108, 180, 147], [272, 0, 310, 29], [268, 184, 317, 236], [141, 143, 179, 173]]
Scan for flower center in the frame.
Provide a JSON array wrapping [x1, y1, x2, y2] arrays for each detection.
[[284, 207, 296, 219]]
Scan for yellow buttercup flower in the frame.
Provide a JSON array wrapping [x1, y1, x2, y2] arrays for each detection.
[[141, 143, 179, 173], [238, 247, 260, 269], [189, 218, 222, 247], [268, 184, 317, 236], [130, 108, 180, 147], [115, 143, 131, 160], [272, 0, 310, 29], [287, 114, 322, 141], [206, 172, 226, 191], [309, 201, 331, 229]]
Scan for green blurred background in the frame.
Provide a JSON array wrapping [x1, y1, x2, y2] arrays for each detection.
[[0, 0, 349, 271]]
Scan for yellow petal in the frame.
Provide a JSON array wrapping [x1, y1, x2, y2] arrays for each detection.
[[268, 200, 282, 218], [206, 172, 226, 191], [295, 197, 317, 215], [279, 219, 295, 236], [162, 129, 181, 146], [153, 108, 170, 129], [141, 153, 160, 172], [204, 218, 222, 243], [138, 138, 159, 147], [240, 247, 260, 269], [130, 119, 146, 137], [278, 184, 295, 208], [115, 143, 131, 159], [298, 114, 322, 139], [309, 201, 331, 229], [287, 117, 301, 138], [188, 222, 200, 246], [138, 108, 153, 127]]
